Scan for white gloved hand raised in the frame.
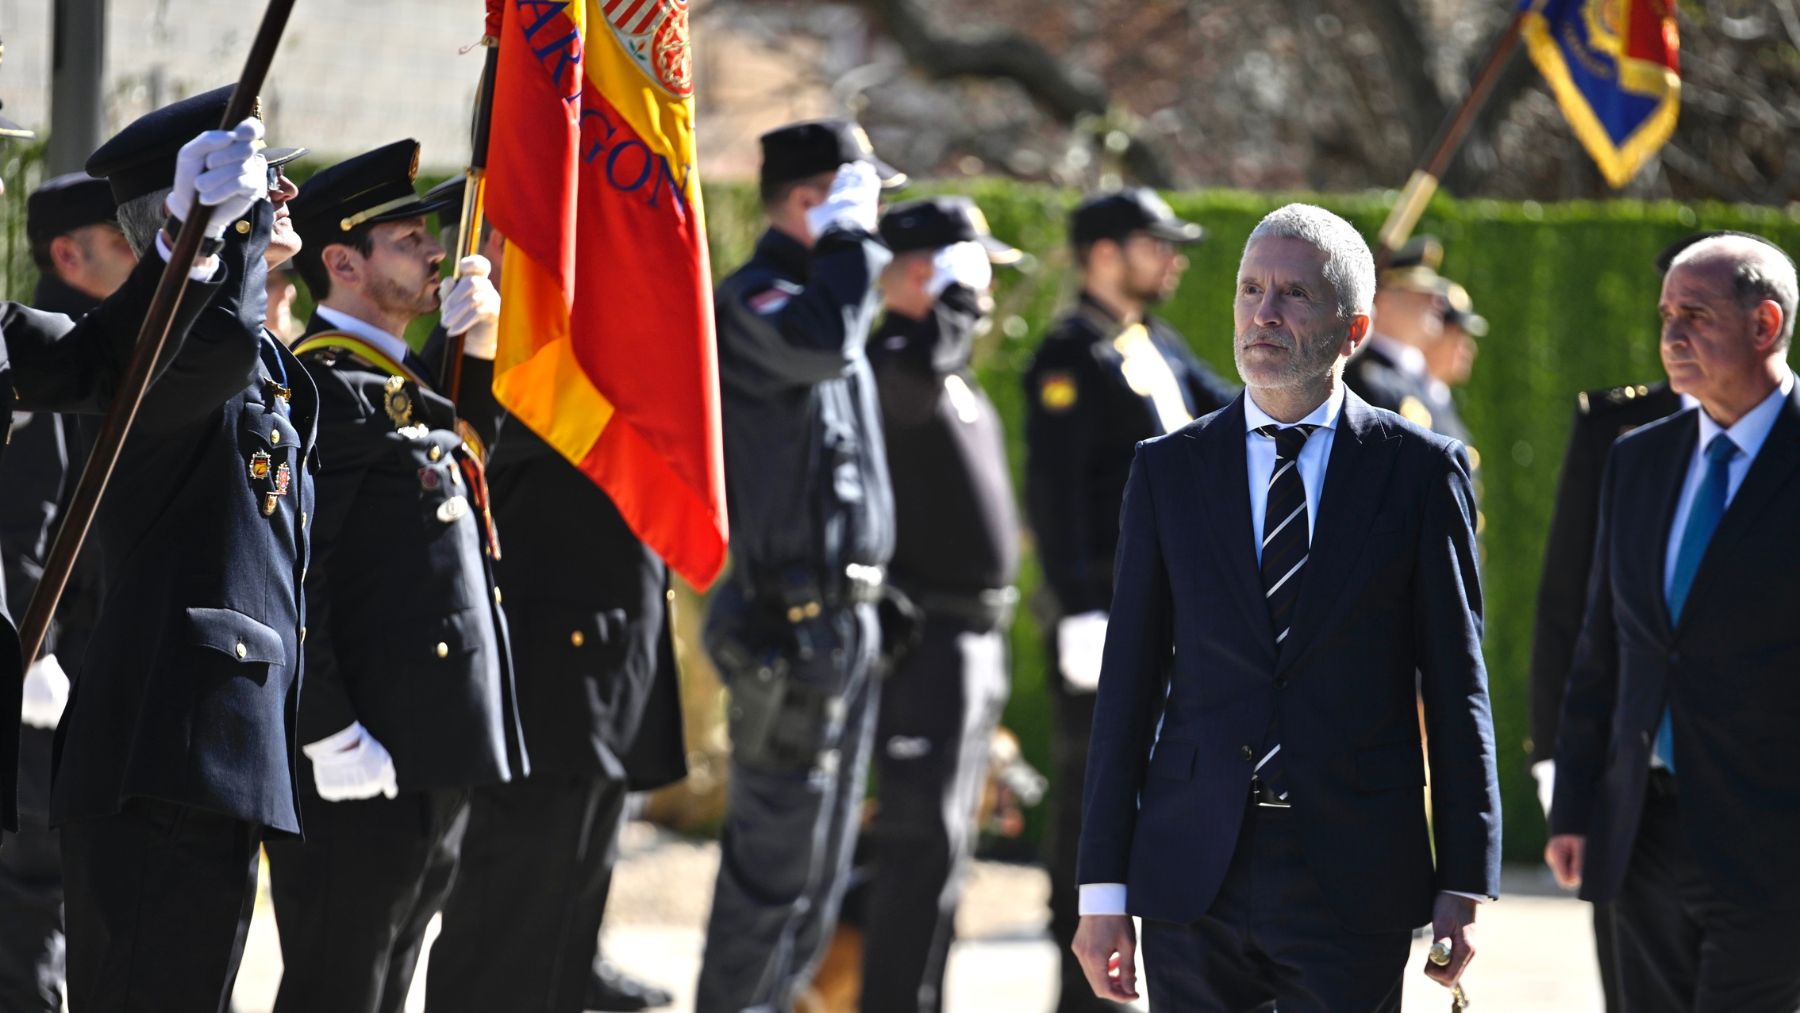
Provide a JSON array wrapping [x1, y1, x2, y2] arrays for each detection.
[[20, 653, 70, 730], [1057, 610, 1109, 694], [804, 161, 881, 240], [437, 255, 500, 361], [166, 118, 268, 240], [301, 721, 399, 802], [928, 241, 993, 298]]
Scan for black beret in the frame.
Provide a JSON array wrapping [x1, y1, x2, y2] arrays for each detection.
[[26, 173, 118, 244], [879, 195, 1021, 265], [1070, 188, 1203, 247], [759, 119, 905, 192], [85, 85, 305, 206], [290, 139, 454, 244]]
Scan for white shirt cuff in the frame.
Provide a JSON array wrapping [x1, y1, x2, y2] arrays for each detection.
[[1442, 890, 1493, 903], [1078, 883, 1128, 916], [154, 230, 222, 281]]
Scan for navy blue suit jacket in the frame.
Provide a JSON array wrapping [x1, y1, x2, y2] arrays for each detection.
[[1552, 387, 1800, 910], [1078, 390, 1502, 932]]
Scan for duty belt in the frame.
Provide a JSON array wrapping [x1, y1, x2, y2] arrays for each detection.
[[915, 586, 1018, 632], [757, 563, 886, 623]]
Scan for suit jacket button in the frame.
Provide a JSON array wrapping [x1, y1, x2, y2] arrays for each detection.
[[1241, 745, 1254, 761], [435, 641, 450, 658], [235, 641, 247, 659], [570, 630, 586, 648]]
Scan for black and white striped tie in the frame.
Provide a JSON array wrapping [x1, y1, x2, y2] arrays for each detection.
[[1257, 424, 1318, 646]]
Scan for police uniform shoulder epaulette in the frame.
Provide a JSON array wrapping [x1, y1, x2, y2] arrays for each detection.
[[1577, 383, 1654, 416]]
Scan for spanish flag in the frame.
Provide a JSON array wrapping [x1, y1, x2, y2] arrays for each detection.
[[485, 0, 728, 588], [1519, 0, 1680, 189]]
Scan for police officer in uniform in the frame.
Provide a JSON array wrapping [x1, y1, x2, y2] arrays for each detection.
[[697, 119, 902, 1012], [56, 87, 312, 1011], [266, 141, 524, 1013], [421, 180, 686, 1013], [1023, 189, 1235, 1013], [1345, 237, 1446, 431], [858, 196, 1023, 1012], [0, 172, 138, 1013]]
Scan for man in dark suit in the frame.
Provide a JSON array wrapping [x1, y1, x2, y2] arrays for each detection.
[[265, 141, 525, 1013], [1022, 188, 1236, 1013], [1074, 204, 1500, 1010], [55, 88, 314, 1012], [1547, 232, 1800, 1011]]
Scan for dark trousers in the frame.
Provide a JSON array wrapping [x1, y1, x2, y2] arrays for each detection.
[[265, 786, 471, 1013], [1140, 804, 1409, 1013], [1596, 901, 1623, 1013], [0, 727, 63, 1013], [61, 799, 262, 1013], [1611, 786, 1800, 1013], [425, 773, 629, 1013], [1047, 658, 1112, 1013], [696, 603, 880, 1013], [860, 619, 1009, 1013]]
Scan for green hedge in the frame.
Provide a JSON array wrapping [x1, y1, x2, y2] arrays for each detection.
[[703, 182, 1800, 864]]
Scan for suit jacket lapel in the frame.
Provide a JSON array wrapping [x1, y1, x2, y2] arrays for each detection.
[[1194, 396, 1278, 660], [1645, 410, 1698, 637], [1276, 391, 1399, 674], [1678, 388, 1800, 628]]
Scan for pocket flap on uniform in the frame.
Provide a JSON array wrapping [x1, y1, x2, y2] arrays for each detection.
[[1356, 740, 1424, 791], [1147, 740, 1196, 781], [393, 607, 483, 662], [186, 607, 285, 664]]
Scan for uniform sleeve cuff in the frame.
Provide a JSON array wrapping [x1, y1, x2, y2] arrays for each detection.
[[154, 230, 222, 281], [1078, 883, 1128, 916]]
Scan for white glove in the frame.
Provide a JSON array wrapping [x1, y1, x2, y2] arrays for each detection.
[[301, 721, 399, 802], [928, 241, 993, 297], [804, 161, 880, 240], [1532, 759, 1555, 821], [437, 255, 500, 360], [1057, 611, 1109, 694], [20, 654, 70, 730], [166, 118, 268, 240]]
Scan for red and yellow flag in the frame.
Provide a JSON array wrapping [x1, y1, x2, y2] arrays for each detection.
[[485, 0, 727, 588]]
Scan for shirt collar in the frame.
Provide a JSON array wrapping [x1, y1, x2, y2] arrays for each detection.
[[314, 305, 411, 367], [1368, 333, 1428, 379], [1695, 370, 1794, 462], [1244, 381, 1346, 434]]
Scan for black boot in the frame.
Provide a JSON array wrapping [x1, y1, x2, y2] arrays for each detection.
[[585, 958, 673, 1012]]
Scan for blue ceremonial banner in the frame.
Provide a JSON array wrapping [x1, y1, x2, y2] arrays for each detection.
[[1518, 0, 1680, 188]]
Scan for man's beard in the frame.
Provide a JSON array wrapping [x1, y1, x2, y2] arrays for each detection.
[[369, 269, 438, 319], [1234, 325, 1339, 388]]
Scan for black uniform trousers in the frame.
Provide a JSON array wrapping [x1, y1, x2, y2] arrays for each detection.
[[265, 786, 470, 1013], [425, 773, 629, 1013], [1045, 639, 1112, 1013], [697, 602, 880, 1013], [60, 799, 262, 1013], [1612, 781, 1800, 1013], [860, 616, 1010, 1013], [0, 727, 63, 1012], [1139, 803, 1410, 1013]]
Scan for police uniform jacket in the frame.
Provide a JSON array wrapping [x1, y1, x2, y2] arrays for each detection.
[[1022, 292, 1235, 618], [869, 284, 1018, 603], [715, 226, 894, 605], [1344, 336, 1434, 423], [1528, 381, 1681, 762], [47, 204, 319, 835], [293, 313, 525, 793]]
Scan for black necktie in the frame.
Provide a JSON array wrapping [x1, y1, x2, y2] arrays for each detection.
[[1258, 424, 1318, 645]]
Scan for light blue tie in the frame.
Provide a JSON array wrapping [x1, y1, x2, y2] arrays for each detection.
[[1656, 433, 1738, 771]]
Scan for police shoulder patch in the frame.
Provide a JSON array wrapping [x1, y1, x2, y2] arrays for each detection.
[[1040, 371, 1079, 413]]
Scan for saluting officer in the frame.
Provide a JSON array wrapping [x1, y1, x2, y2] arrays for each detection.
[[858, 196, 1024, 1012], [0, 172, 138, 1013], [56, 86, 310, 1011], [1023, 188, 1235, 1013], [697, 119, 902, 1012], [267, 141, 524, 1013], [421, 180, 686, 1013]]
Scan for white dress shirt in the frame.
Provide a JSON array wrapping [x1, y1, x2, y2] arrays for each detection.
[[1079, 381, 1485, 916], [314, 305, 412, 368], [1663, 372, 1794, 597]]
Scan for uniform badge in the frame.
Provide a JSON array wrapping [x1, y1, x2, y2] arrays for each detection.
[[1399, 395, 1434, 429], [274, 463, 291, 497], [748, 287, 792, 316], [263, 492, 280, 517], [249, 450, 272, 481], [419, 466, 443, 491], [384, 375, 413, 428], [1039, 371, 1078, 413]]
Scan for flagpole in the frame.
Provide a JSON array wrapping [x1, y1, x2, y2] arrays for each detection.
[[440, 27, 501, 406], [18, 0, 298, 673], [1374, 11, 1526, 268]]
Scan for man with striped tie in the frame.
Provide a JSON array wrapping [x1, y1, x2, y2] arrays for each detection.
[[1071, 204, 1501, 1011]]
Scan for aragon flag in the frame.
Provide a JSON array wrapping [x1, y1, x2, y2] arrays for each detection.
[[1518, 0, 1680, 189], [484, 0, 728, 588]]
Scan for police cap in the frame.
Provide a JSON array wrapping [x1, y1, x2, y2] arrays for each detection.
[[86, 85, 307, 206], [880, 196, 1022, 266], [1438, 279, 1488, 337], [759, 119, 906, 192], [27, 173, 118, 245], [1069, 188, 1203, 247], [291, 139, 455, 244]]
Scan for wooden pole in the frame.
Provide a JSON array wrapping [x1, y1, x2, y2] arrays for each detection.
[[18, 0, 298, 672], [439, 37, 500, 404]]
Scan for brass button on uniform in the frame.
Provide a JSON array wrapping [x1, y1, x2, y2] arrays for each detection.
[[299, 511, 308, 526], [493, 587, 503, 605], [270, 430, 281, 445], [428, 445, 443, 461], [235, 219, 252, 235], [235, 641, 248, 659], [570, 630, 586, 648], [435, 641, 450, 659], [1240, 745, 1254, 761], [299, 626, 307, 644]]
